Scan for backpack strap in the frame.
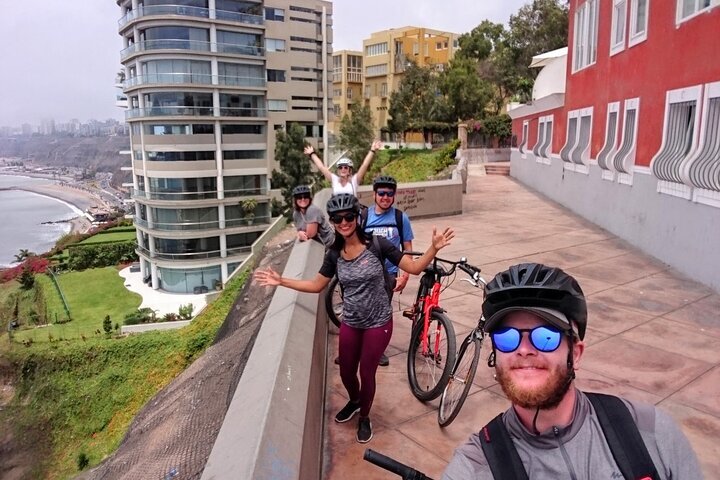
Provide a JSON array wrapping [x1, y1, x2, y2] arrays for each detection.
[[370, 236, 395, 298], [479, 413, 529, 480], [586, 393, 660, 480], [394, 208, 405, 247]]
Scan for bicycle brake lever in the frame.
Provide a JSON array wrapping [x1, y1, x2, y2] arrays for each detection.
[[460, 278, 479, 288]]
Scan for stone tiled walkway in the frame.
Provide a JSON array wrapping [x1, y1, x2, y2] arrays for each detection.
[[322, 174, 720, 479]]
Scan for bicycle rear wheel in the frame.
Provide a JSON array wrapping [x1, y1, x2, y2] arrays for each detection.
[[325, 276, 342, 328], [407, 310, 456, 402], [438, 332, 481, 427]]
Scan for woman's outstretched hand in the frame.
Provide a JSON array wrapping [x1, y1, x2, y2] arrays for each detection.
[[254, 267, 281, 286], [431, 227, 454, 251], [371, 140, 382, 152], [303, 145, 315, 156]]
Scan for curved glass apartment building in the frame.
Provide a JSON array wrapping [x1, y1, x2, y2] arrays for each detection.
[[116, 0, 332, 293]]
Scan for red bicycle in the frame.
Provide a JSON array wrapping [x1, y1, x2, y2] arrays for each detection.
[[403, 254, 484, 402]]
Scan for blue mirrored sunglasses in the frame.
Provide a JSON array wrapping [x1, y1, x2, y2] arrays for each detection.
[[376, 190, 395, 197], [491, 325, 564, 353]]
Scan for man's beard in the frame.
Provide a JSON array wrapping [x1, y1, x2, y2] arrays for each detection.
[[496, 361, 573, 409]]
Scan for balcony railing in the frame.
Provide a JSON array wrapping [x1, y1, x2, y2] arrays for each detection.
[[119, 5, 263, 28], [124, 73, 265, 89], [137, 244, 252, 261], [218, 106, 266, 118], [133, 187, 267, 201], [126, 106, 214, 119], [134, 215, 270, 231], [120, 39, 212, 60], [216, 42, 264, 57]]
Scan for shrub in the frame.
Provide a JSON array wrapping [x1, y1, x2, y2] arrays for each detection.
[[77, 452, 89, 470], [17, 267, 35, 289], [178, 303, 194, 320], [102, 315, 112, 334], [123, 308, 156, 325], [162, 312, 180, 322]]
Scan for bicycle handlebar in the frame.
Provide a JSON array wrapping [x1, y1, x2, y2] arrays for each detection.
[[363, 449, 434, 480], [402, 252, 486, 287]]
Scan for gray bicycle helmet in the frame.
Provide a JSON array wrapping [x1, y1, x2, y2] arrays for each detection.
[[326, 193, 360, 214], [292, 185, 311, 197], [336, 157, 353, 169], [373, 175, 398, 191], [482, 263, 587, 339]]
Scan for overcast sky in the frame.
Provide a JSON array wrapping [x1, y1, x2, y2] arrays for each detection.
[[0, 0, 527, 127]]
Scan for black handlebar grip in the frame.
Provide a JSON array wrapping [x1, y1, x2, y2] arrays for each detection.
[[363, 449, 433, 479]]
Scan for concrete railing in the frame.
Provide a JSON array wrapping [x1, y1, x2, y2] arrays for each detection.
[[202, 240, 328, 480], [202, 178, 465, 479]]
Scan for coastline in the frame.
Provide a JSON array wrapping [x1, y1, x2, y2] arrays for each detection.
[[2, 182, 106, 235]]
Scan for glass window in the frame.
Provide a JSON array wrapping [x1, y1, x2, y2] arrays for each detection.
[[266, 38, 286, 52], [146, 150, 215, 162], [221, 124, 264, 134], [142, 59, 211, 84], [264, 7, 284, 21], [573, 0, 599, 71], [222, 150, 265, 160], [216, 30, 262, 55], [267, 99, 287, 111], [611, 0, 627, 52], [630, 0, 649, 41], [267, 69, 286, 82]]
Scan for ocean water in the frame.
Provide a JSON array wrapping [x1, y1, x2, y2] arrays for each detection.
[[0, 175, 82, 267]]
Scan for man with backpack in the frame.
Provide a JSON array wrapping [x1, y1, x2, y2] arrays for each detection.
[[443, 263, 702, 480], [362, 175, 414, 367]]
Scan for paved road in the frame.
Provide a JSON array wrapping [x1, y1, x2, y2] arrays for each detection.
[[323, 173, 720, 479]]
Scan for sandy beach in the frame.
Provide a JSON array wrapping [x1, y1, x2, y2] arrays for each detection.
[[5, 182, 107, 234]]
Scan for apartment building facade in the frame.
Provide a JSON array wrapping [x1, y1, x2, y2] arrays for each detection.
[[361, 27, 459, 138], [116, 0, 332, 293], [329, 50, 362, 134], [509, 0, 720, 289]]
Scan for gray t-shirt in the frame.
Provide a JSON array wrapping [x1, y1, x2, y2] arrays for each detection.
[[442, 389, 703, 480], [293, 204, 334, 247], [319, 238, 403, 329]]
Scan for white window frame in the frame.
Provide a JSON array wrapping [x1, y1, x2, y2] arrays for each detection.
[[534, 115, 554, 165], [652, 85, 702, 198], [519, 120, 529, 158], [684, 81, 720, 207], [572, 0, 599, 72], [676, 0, 718, 25], [561, 110, 580, 171], [628, 0, 649, 47], [570, 107, 594, 174], [610, 0, 627, 56], [613, 98, 641, 185], [599, 102, 622, 181]]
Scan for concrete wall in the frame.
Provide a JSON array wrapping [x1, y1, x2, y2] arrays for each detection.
[[511, 151, 720, 291], [202, 240, 328, 480], [356, 178, 463, 219], [460, 148, 510, 164]]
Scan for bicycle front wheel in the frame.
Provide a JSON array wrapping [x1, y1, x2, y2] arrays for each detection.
[[325, 276, 343, 328], [438, 333, 481, 427], [407, 310, 456, 402]]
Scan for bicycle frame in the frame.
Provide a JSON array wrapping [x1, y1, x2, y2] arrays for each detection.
[[407, 263, 447, 359]]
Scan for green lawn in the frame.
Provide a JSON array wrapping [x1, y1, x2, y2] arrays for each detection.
[[36, 274, 70, 323], [13, 267, 142, 342], [77, 230, 137, 245], [383, 150, 441, 182]]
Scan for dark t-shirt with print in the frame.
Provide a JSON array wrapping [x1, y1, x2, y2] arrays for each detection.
[[319, 237, 403, 329]]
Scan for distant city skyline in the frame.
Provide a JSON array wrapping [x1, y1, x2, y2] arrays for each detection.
[[0, 0, 528, 127]]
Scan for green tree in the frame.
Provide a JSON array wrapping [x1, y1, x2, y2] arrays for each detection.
[[338, 103, 375, 169], [506, 0, 569, 101], [270, 123, 319, 211], [102, 314, 112, 334], [440, 56, 494, 121], [387, 63, 451, 144], [17, 266, 35, 290], [14, 248, 34, 262]]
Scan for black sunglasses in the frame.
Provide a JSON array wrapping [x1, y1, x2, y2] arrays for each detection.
[[330, 212, 357, 224], [294, 194, 311, 200], [376, 190, 395, 197]]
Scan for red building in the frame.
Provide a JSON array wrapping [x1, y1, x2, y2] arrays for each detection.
[[509, 0, 720, 290]]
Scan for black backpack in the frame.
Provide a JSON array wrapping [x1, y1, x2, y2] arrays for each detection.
[[479, 392, 660, 480], [360, 207, 405, 247]]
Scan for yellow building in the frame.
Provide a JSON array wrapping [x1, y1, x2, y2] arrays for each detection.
[[362, 27, 460, 139], [330, 50, 363, 135]]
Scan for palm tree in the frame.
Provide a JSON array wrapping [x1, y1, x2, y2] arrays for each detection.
[[14, 249, 34, 263]]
